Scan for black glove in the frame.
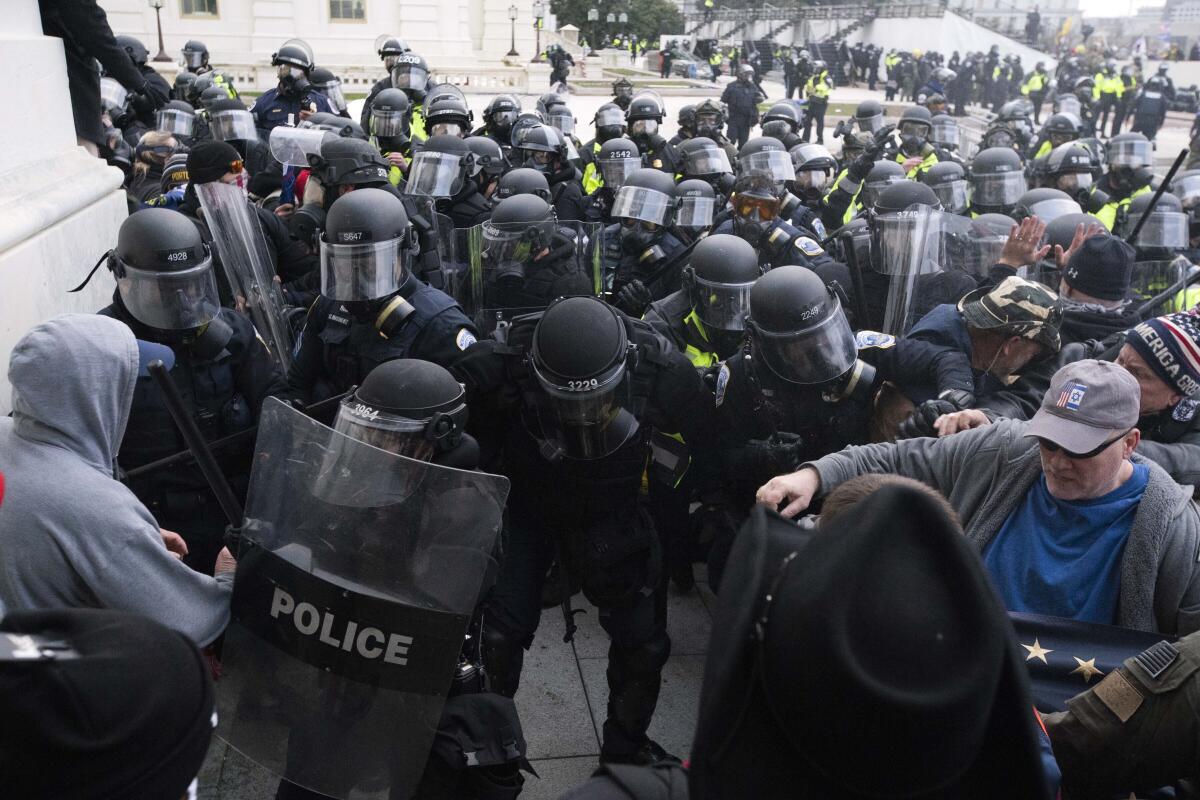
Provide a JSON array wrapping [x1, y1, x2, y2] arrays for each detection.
[[743, 432, 802, 473], [847, 151, 876, 182], [615, 279, 653, 317], [867, 123, 896, 159], [937, 388, 976, 411]]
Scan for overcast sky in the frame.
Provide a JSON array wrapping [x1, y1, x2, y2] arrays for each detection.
[[1077, 0, 1143, 16]]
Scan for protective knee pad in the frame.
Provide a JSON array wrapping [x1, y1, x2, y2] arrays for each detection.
[[481, 624, 525, 698], [623, 630, 671, 676]]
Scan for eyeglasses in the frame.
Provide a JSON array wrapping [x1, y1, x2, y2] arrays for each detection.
[[1038, 428, 1131, 459]]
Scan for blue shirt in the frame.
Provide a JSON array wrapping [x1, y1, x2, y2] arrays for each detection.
[[983, 463, 1150, 624]]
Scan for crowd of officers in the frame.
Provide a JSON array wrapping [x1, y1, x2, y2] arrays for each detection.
[[36, 25, 1200, 799]]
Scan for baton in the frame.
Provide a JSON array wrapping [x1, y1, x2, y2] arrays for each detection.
[[1125, 148, 1189, 246], [148, 360, 244, 527], [122, 390, 351, 481]]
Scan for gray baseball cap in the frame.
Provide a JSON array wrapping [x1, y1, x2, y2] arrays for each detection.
[[1024, 359, 1140, 454]]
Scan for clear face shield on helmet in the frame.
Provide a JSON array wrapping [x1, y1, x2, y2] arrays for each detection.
[[116, 257, 221, 331], [971, 171, 1027, 208], [529, 352, 638, 461], [677, 196, 716, 231], [929, 178, 969, 215], [371, 108, 410, 139], [684, 145, 733, 178], [1056, 95, 1082, 116], [753, 296, 858, 385], [100, 78, 128, 113], [1174, 175, 1200, 216], [1026, 198, 1081, 225], [1056, 171, 1093, 194], [183, 49, 205, 70], [547, 109, 575, 136], [856, 112, 884, 134], [1108, 138, 1153, 169], [332, 394, 465, 463], [403, 151, 466, 198], [739, 150, 796, 184], [595, 106, 625, 131], [210, 109, 257, 142], [1123, 210, 1190, 249], [599, 155, 641, 191], [428, 121, 465, 137], [491, 109, 518, 131], [319, 238, 405, 302], [156, 107, 195, 137], [317, 80, 348, 113], [630, 119, 659, 137], [611, 186, 674, 227], [860, 173, 906, 209], [930, 118, 959, 147], [390, 64, 429, 92], [479, 220, 554, 283], [689, 272, 752, 331], [277, 65, 305, 82]]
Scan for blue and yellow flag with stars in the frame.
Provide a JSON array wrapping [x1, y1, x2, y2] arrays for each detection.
[[1010, 612, 1171, 712]]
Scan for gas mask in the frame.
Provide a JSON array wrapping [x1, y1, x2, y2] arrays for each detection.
[[597, 125, 625, 144], [277, 65, 310, 97], [619, 219, 659, 255], [731, 192, 780, 248]]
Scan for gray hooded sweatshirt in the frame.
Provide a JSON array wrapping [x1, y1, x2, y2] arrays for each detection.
[[0, 314, 232, 645]]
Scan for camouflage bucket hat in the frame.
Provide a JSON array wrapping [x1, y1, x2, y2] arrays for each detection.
[[957, 276, 1063, 352]]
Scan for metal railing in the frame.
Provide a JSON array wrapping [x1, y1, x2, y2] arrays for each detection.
[[683, 0, 950, 25]]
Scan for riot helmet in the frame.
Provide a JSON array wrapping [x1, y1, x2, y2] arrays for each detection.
[[199, 85, 228, 110], [529, 296, 639, 460], [730, 172, 783, 247], [334, 359, 468, 462], [675, 179, 717, 238], [424, 96, 473, 138], [746, 266, 857, 385], [1043, 113, 1082, 149], [1107, 132, 1153, 170], [679, 137, 734, 186], [310, 67, 348, 114], [516, 123, 569, 175], [612, 77, 635, 109], [173, 71, 197, 102], [185, 73, 215, 107], [208, 98, 257, 142], [677, 104, 697, 138], [1043, 141, 1095, 197], [1013, 188, 1080, 225], [305, 112, 367, 140], [116, 35, 149, 67], [545, 102, 576, 137], [376, 34, 412, 69], [682, 234, 758, 336], [465, 136, 509, 182], [272, 37, 314, 75], [613, 168, 676, 253], [626, 94, 665, 139], [480, 194, 559, 288], [898, 106, 933, 149], [873, 181, 941, 215], [390, 53, 430, 97], [693, 99, 727, 140], [484, 94, 522, 138], [109, 208, 219, 332], [370, 88, 412, 140], [403, 135, 474, 198], [921, 161, 968, 215], [494, 168, 552, 202], [854, 99, 885, 134], [738, 137, 796, 192], [509, 112, 546, 149], [181, 40, 209, 71], [597, 138, 642, 192], [1121, 191, 1188, 251], [861, 160, 907, 209], [536, 92, 565, 117], [309, 137, 391, 192], [1172, 169, 1200, 229], [761, 103, 802, 141], [789, 143, 837, 203], [593, 102, 627, 143], [1034, 212, 1105, 286], [1073, 76, 1095, 104], [929, 114, 959, 149], [970, 147, 1027, 214], [320, 188, 414, 305], [156, 100, 196, 138]]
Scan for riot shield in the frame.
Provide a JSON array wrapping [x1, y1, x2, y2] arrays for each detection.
[[467, 219, 603, 334], [197, 181, 295, 371], [1131, 258, 1190, 315], [100, 77, 127, 113], [217, 399, 509, 799], [270, 126, 331, 167], [875, 205, 977, 335]]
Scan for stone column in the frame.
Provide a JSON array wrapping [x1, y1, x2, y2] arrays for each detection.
[[0, 0, 126, 412]]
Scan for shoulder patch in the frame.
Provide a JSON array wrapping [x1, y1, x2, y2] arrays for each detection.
[[795, 236, 824, 257], [715, 362, 730, 408], [855, 330, 896, 349], [455, 328, 477, 351], [1173, 397, 1199, 423]]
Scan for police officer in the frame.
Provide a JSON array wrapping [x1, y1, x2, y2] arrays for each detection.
[[584, 138, 642, 223], [515, 123, 586, 222], [465, 136, 507, 198], [722, 65, 766, 148], [361, 52, 431, 142], [602, 168, 686, 314], [476, 94, 522, 149], [802, 61, 833, 144], [625, 94, 679, 174], [611, 77, 635, 111], [494, 167, 552, 203], [761, 102, 804, 150], [921, 160, 970, 216], [249, 40, 333, 138], [547, 44, 575, 89], [670, 105, 696, 148], [716, 171, 837, 271], [1132, 74, 1171, 141], [403, 135, 491, 228], [692, 99, 740, 164], [97, 209, 284, 574], [707, 265, 976, 584], [1094, 60, 1125, 136], [477, 195, 594, 321], [207, 98, 271, 178], [1020, 61, 1050, 124], [884, 106, 940, 178], [969, 147, 1028, 218], [1096, 132, 1155, 230], [783, 143, 835, 239], [1029, 112, 1082, 160], [309, 66, 350, 119], [674, 179, 717, 243], [181, 39, 212, 74], [580, 108, 630, 195], [113, 35, 172, 140], [1037, 142, 1105, 213], [424, 94, 474, 138], [368, 88, 413, 182], [286, 188, 477, 402], [357, 36, 413, 129], [677, 136, 736, 201], [452, 295, 719, 767]]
